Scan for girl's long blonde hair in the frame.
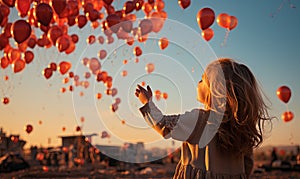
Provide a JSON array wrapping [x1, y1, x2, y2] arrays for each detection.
[[204, 58, 272, 154]]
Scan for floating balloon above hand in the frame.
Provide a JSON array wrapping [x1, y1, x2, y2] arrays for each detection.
[[277, 86, 291, 103], [197, 8, 215, 30]]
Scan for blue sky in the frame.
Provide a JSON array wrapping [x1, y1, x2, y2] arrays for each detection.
[[1, 0, 300, 149]]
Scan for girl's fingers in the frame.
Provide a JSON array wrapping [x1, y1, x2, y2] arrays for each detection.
[[135, 92, 139, 97]]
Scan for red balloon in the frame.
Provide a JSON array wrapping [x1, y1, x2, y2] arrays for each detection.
[[24, 50, 34, 64], [25, 124, 33, 134], [2, 97, 9, 104], [197, 8, 215, 30], [16, 0, 31, 18], [277, 86, 291, 103], [35, 3, 53, 26], [228, 16, 238, 31], [124, 1, 135, 14], [89, 57, 101, 74], [0, 34, 9, 50], [47, 25, 63, 45], [1, 0, 16, 7], [76, 15, 87, 29], [12, 59, 25, 73], [12, 19, 32, 44], [43, 67, 53, 79], [139, 19, 153, 35], [178, 0, 191, 9], [75, 126, 81, 132], [59, 61, 71, 75], [217, 13, 231, 29], [51, 0, 67, 16], [150, 12, 164, 33], [106, 14, 121, 33], [56, 35, 70, 52], [98, 49, 107, 60], [134, 46, 142, 56], [282, 111, 294, 122], [201, 28, 214, 41]]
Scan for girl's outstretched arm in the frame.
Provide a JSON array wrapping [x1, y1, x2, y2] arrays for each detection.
[[139, 99, 208, 144]]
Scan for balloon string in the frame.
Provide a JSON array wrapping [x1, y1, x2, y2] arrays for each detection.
[[285, 103, 289, 112], [221, 29, 230, 47], [270, 0, 296, 18]]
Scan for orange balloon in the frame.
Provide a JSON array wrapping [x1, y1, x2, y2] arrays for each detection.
[[201, 28, 214, 41], [12, 19, 32, 44], [142, 2, 152, 15], [25, 124, 33, 134], [150, 12, 164, 33], [16, 0, 31, 18], [12, 59, 25, 73], [228, 16, 238, 31], [162, 92, 168, 99], [121, 70, 128, 77], [158, 37, 169, 50], [217, 13, 231, 29], [282, 111, 294, 122], [59, 61, 71, 75], [96, 93, 102, 99], [145, 63, 155, 74], [178, 0, 191, 9], [277, 86, 291, 103], [35, 3, 53, 26], [1, 56, 9, 69], [62, 126, 66, 132], [155, 90, 161, 101], [197, 8, 215, 30]]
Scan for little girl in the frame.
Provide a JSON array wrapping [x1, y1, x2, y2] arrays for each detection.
[[135, 58, 272, 179]]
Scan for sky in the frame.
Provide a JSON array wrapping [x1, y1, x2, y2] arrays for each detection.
[[1, 0, 300, 151]]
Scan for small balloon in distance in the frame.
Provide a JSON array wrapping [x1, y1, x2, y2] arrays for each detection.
[[281, 111, 294, 122]]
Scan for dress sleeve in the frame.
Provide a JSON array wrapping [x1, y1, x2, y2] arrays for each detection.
[[139, 100, 208, 143], [244, 149, 254, 178]]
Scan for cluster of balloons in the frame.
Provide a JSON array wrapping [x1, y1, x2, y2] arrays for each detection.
[[196, 7, 238, 42], [0, 0, 240, 138], [276, 85, 294, 122]]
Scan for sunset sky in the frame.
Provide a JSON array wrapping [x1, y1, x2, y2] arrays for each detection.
[[0, 0, 300, 150]]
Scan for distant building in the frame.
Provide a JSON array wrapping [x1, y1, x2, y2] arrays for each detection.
[[0, 127, 26, 156], [58, 133, 97, 161]]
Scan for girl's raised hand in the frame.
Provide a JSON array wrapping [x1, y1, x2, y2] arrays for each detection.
[[135, 85, 153, 104]]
